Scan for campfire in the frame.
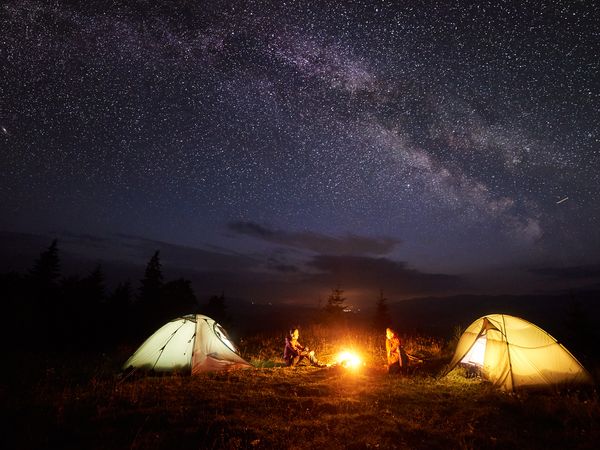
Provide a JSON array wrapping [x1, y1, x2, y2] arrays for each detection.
[[336, 351, 362, 369]]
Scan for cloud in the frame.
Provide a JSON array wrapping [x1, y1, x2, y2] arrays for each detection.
[[0, 230, 261, 275], [5, 230, 591, 306], [112, 234, 259, 272], [228, 221, 400, 255]]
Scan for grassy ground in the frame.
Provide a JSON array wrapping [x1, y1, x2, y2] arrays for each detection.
[[3, 325, 599, 449]]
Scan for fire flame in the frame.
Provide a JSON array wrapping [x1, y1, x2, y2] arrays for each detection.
[[337, 351, 361, 368]]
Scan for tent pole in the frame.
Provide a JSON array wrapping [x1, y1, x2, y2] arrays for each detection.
[[151, 321, 187, 370], [502, 315, 515, 391]]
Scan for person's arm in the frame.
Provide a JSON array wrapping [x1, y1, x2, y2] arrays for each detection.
[[288, 339, 303, 355], [284, 337, 296, 356]]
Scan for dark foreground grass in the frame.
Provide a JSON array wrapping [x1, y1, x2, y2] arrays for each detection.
[[3, 326, 599, 450]]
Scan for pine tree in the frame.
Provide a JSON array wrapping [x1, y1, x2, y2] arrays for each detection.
[[28, 240, 61, 338], [564, 297, 592, 360], [138, 250, 164, 332], [83, 264, 106, 307], [29, 239, 60, 293], [1, 272, 28, 346], [59, 275, 84, 347], [139, 250, 163, 305], [81, 265, 107, 348], [325, 285, 346, 316], [373, 289, 390, 330], [110, 281, 133, 308], [161, 278, 198, 318], [205, 292, 231, 327], [107, 281, 133, 342]]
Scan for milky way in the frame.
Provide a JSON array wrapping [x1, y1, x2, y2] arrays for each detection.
[[1, 1, 599, 302]]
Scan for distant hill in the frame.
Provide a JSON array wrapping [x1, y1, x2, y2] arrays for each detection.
[[224, 290, 600, 364], [378, 290, 600, 367], [386, 290, 600, 338], [219, 299, 323, 337], [226, 290, 598, 336]]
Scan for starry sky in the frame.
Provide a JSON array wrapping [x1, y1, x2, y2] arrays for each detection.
[[1, 0, 599, 305]]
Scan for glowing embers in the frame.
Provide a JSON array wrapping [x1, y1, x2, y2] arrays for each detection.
[[461, 335, 487, 367], [336, 351, 362, 369]]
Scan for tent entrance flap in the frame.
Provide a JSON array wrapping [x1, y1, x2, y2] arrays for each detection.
[[461, 335, 487, 367]]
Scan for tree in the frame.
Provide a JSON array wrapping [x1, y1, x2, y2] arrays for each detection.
[[28, 240, 61, 338], [564, 297, 594, 361], [1, 272, 29, 347], [58, 275, 85, 347], [138, 250, 163, 305], [324, 285, 346, 316], [29, 239, 61, 298], [161, 278, 198, 319], [137, 250, 164, 331], [109, 281, 133, 309], [205, 292, 231, 327], [107, 280, 133, 342], [82, 265, 106, 307], [373, 289, 390, 330], [81, 265, 107, 348]]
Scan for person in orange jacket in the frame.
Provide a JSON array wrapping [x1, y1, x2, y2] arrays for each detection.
[[386, 327, 403, 373]]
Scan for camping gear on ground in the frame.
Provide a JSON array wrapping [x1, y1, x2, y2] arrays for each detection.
[[444, 313, 592, 391], [123, 314, 252, 374]]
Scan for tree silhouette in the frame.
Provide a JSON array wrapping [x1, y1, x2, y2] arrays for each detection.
[[161, 278, 198, 319], [29, 239, 60, 299], [59, 275, 85, 347], [83, 265, 106, 307], [324, 285, 346, 317], [564, 297, 594, 362], [373, 289, 390, 330], [107, 280, 133, 343], [81, 265, 107, 348], [139, 251, 163, 305], [109, 280, 133, 310], [1, 272, 29, 348], [205, 292, 232, 327], [137, 250, 164, 332], [28, 240, 61, 339]]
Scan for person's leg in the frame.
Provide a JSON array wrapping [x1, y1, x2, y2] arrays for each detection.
[[308, 351, 325, 367], [388, 361, 401, 374], [291, 355, 301, 367]]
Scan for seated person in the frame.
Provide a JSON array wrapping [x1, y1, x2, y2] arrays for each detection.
[[385, 327, 404, 374], [283, 328, 325, 367]]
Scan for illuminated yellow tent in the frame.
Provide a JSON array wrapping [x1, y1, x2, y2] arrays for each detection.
[[123, 314, 252, 374], [444, 314, 593, 391]]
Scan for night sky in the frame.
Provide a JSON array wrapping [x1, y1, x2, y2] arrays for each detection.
[[1, 0, 599, 305]]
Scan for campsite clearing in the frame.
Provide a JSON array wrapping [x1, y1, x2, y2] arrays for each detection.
[[5, 354, 599, 450]]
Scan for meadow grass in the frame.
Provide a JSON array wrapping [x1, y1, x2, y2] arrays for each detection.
[[3, 326, 599, 449]]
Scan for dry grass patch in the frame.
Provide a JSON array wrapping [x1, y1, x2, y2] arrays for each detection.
[[4, 327, 599, 449]]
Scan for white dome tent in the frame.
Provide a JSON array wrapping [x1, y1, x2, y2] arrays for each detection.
[[123, 314, 252, 374], [444, 314, 593, 391]]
